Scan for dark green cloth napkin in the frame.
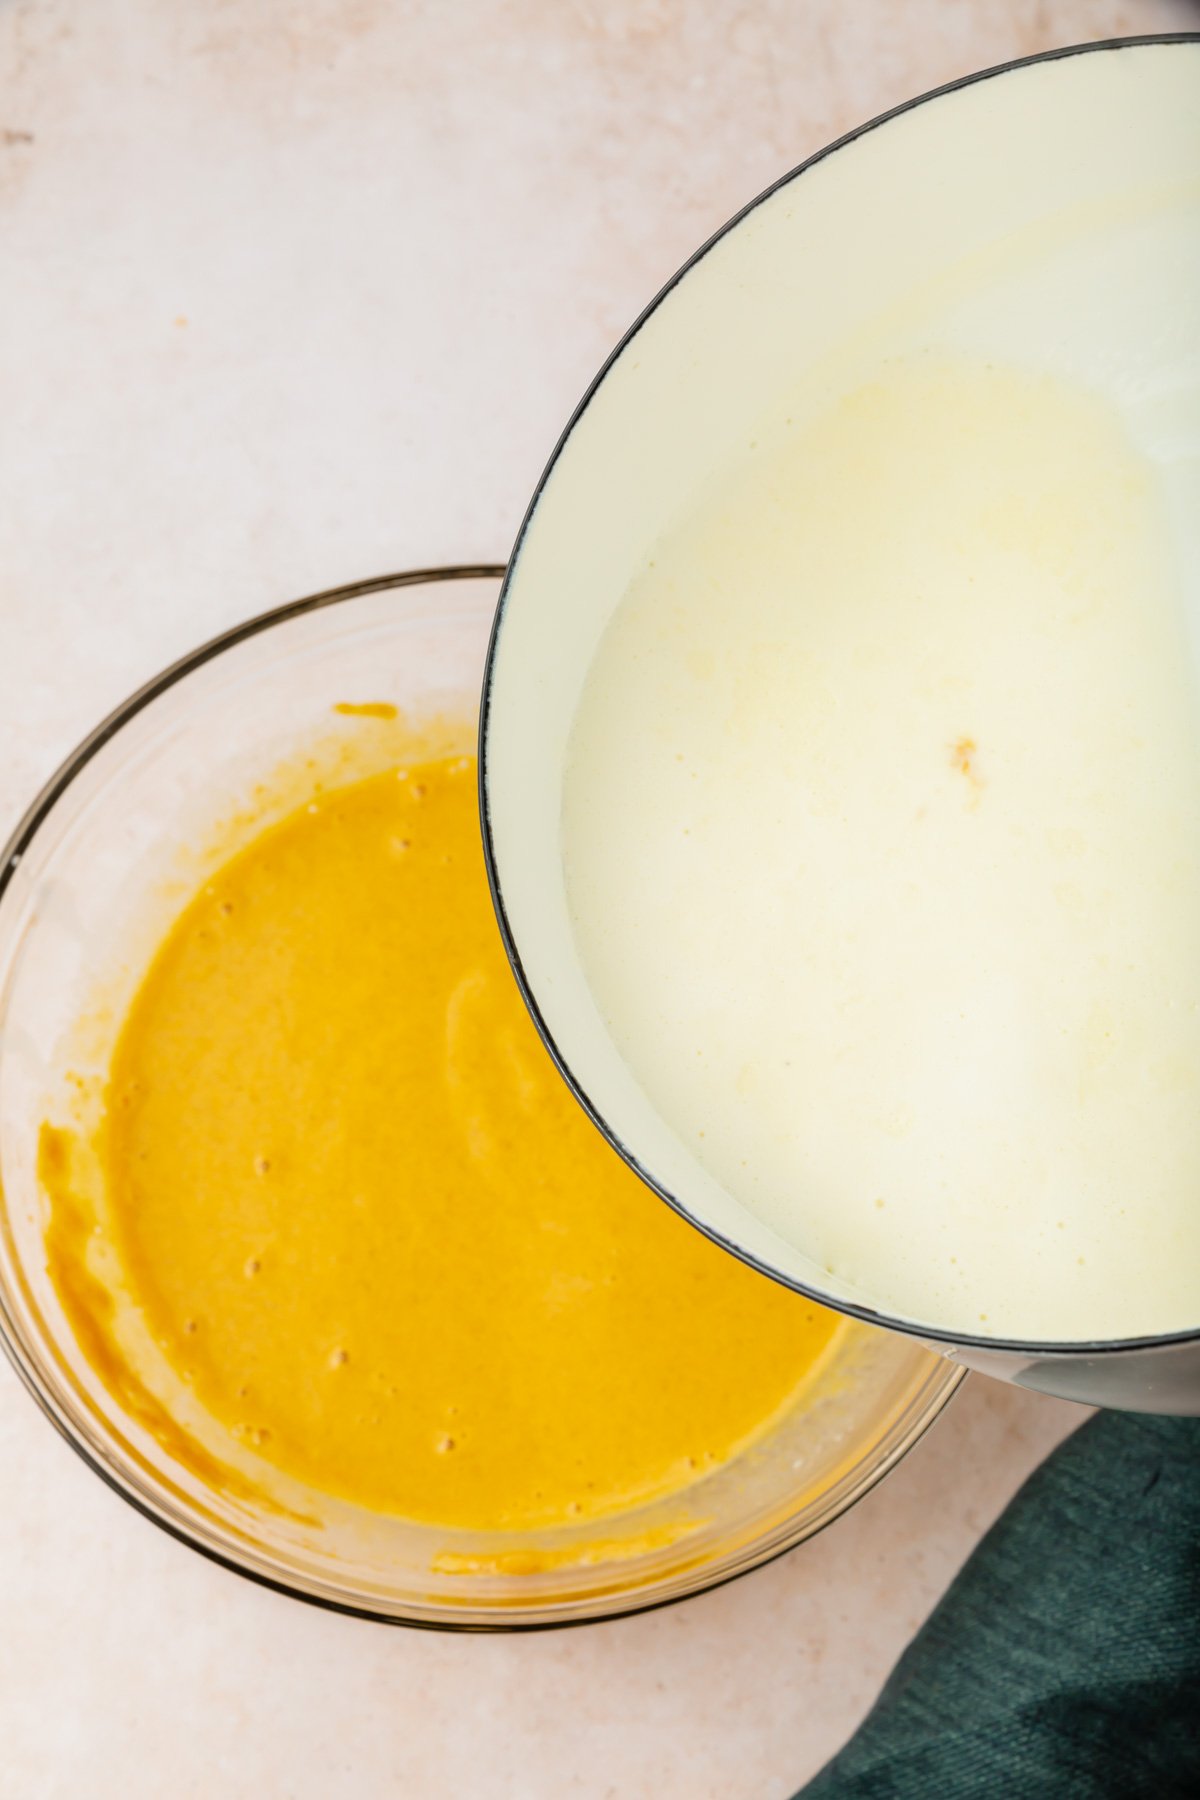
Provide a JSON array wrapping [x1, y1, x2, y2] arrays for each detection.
[[800, 1407, 1200, 1798]]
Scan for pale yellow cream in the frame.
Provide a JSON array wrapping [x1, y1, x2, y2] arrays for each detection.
[[564, 356, 1200, 1341]]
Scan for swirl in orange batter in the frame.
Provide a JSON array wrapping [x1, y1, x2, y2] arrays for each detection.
[[43, 747, 839, 1529]]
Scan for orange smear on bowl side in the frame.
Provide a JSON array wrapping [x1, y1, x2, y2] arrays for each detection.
[[43, 746, 840, 1531]]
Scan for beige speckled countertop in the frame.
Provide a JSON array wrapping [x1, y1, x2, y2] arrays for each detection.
[[2, 3, 1192, 1795]]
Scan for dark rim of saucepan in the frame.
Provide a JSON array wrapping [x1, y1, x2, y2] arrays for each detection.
[[0, 565, 963, 1631], [477, 33, 1200, 1365]]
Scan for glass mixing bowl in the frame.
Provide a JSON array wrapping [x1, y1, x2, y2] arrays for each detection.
[[0, 568, 961, 1627]]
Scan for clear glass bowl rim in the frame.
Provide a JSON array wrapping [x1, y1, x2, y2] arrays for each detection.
[[0, 565, 964, 1630]]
